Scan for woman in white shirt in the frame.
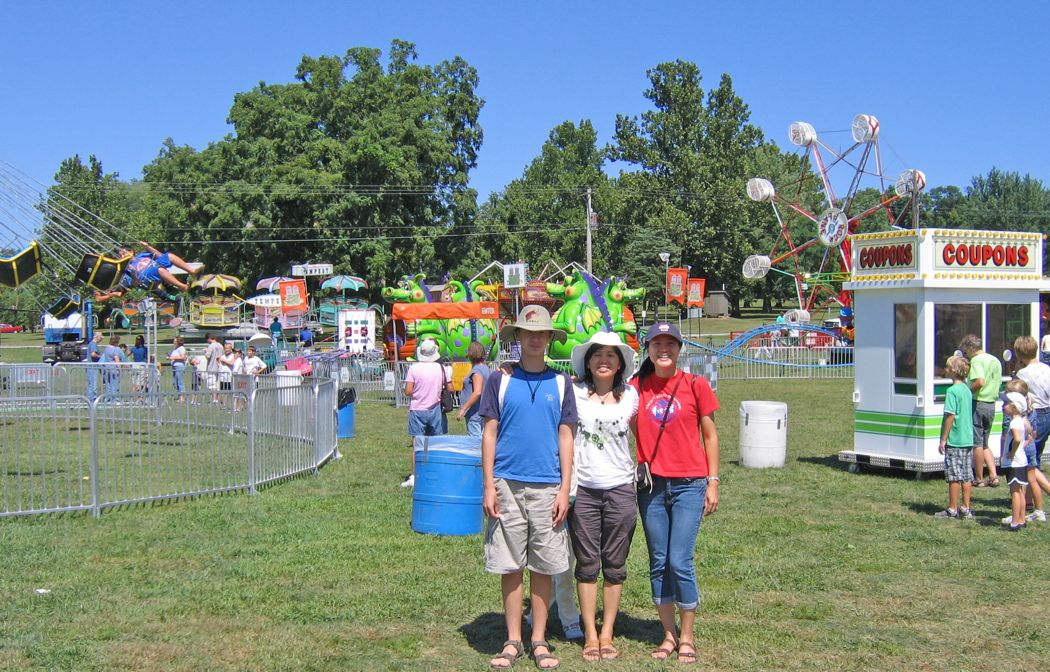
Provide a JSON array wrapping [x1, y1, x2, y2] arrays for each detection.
[[567, 331, 639, 662]]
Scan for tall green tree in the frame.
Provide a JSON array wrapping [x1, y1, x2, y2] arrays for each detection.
[[608, 61, 764, 315], [140, 40, 483, 295], [34, 155, 136, 307]]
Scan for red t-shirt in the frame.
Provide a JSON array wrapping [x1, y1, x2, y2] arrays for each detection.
[[631, 371, 719, 478]]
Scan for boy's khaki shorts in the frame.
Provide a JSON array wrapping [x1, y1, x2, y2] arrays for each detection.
[[484, 478, 569, 575]]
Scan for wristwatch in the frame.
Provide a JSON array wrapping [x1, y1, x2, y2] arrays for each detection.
[[709, 476, 720, 482]]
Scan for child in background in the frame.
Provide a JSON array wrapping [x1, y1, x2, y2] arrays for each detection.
[[936, 356, 975, 519], [1002, 391, 1034, 531], [999, 378, 1046, 524]]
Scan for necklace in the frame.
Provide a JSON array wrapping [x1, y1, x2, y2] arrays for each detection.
[[593, 390, 615, 405], [519, 366, 547, 404]]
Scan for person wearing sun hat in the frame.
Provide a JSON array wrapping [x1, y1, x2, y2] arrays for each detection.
[[478, 305, 577, 670], [400, 338, 453, 488], [630, 321, 720, 664], [565, 331, 639, 661]]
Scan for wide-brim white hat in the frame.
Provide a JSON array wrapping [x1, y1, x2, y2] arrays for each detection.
[[570, 331, 636, 378], [415, 338, 441, 362], [498, 305, 567, 344]]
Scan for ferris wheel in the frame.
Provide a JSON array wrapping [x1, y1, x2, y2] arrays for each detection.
[[743, 114, 926, 314]]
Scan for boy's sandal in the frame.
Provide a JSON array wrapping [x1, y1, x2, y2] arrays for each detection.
[[677, 641, 698, 665], [975, 478, 989, 487], [490, 640, 524, 669], [988, 477, 1001, 487], [530, 640, 560, 670]]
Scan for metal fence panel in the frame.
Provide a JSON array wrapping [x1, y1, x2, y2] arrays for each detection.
[[0, 364, 54, 399], [92, 391, 251, 511], [0, 375, 339, 518], [0, 396, 94, 515]]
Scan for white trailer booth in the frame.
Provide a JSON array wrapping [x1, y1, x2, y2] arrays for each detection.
[[839, 228, 1050, 474]]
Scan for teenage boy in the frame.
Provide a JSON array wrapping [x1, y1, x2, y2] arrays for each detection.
[[479, 306, 577, 670]]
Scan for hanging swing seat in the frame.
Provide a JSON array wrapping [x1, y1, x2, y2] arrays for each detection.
[[0, 241, 43, 288], [45, 295, 81, 319], [75, 252, 132, 291]]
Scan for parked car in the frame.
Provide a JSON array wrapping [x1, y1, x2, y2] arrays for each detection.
[[0, 323, 25, 333]]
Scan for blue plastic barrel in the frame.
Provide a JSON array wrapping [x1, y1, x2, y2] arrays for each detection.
[[337, 403, 355, 439], [412, 436, 483, 535]]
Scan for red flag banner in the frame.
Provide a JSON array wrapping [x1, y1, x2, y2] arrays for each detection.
[[278, 279, 309, 314], [687, 278, 706, 307], [666, 267, 688, 306]]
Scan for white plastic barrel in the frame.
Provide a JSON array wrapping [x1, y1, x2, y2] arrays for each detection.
[[273, 370, 302, 407], [739, 401, 788, 468]]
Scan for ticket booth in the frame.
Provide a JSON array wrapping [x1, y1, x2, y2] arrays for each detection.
[[839, 228, 1050, 475]]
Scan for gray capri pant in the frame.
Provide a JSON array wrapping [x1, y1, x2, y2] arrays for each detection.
[[568, 482, 637, 584]]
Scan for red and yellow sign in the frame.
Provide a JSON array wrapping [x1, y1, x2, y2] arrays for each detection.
[[666, 267, 688, 306], [278, 279, 309, 314], [858, 242, 916, 271], [687, 278, 706, 307], [936, 241, 1031, 270]]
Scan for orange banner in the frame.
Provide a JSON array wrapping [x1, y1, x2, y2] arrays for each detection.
[[687, 278, 706, 307], [666, 267, 688, 306], [278, 279, 308, 314], [392, 301, 500, 320]]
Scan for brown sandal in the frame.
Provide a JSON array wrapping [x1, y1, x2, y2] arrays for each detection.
[[531, 640, 560, 670], [652, 639, 677, 660], [581, 641, 601, 663], [490, 640, 524, 669], [599, 642, 620, 660], [677, 641, 698, 665]]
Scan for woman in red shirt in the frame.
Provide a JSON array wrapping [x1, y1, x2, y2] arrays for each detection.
[[630, 322, 720, 664]]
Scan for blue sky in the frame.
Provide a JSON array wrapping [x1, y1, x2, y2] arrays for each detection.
[[1, 1, 1047, 200]]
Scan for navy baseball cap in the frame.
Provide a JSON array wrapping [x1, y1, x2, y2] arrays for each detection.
[[644, 322, 683, 346]]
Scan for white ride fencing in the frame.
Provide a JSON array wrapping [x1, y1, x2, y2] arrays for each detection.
[[0, 365, 338, 518]]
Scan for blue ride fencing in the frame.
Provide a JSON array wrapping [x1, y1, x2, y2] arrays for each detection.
[[674, 323, 854, 382], [0, 372, 339, 518]]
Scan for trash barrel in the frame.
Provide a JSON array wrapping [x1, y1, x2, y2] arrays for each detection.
[[337, 387, 357, 439], [739, 400, 788, 468], [412, 435, 483, 535], [273, 370, 302, 407]]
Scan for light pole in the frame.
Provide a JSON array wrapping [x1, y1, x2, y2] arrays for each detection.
[[658, 252, 671, 318]]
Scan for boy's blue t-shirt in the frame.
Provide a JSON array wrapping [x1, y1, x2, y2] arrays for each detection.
[[477, 367, 578, 484], [943, 381, 974, 448]]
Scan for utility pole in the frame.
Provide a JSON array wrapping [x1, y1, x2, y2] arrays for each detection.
[[585, 188, 595, 273]]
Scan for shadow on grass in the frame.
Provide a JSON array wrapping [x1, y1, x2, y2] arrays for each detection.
[[795, 455, 851, 472], [458, 609, 667, 655], [905, 497, 1012, 526]]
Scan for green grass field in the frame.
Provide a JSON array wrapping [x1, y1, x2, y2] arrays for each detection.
[[2, 378, 1047, 670]]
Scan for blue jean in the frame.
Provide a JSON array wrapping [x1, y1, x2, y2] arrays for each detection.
[[407, 404, 446, 436], [86, 369, 99, 399], [172, 365, 185, 394], [638, 476, 708, 610], [103, 367, 120, 398], [1033, 409, 1050, 467], [466, 414, 484, 437]]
